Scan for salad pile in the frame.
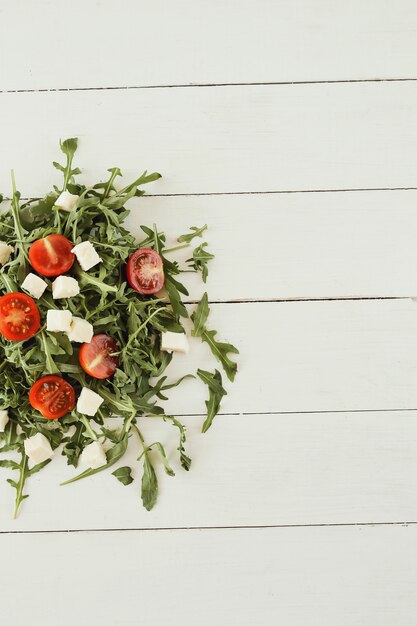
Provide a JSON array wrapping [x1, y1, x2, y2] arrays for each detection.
[[0, 139, 238, 517]]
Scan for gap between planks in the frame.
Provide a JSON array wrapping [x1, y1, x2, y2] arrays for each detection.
[[4, 188, 417, 201], [1, 77, 417, 95], [0, 520, 414, 536]]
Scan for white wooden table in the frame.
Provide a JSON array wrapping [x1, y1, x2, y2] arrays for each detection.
[[1, 1, 417, 624]]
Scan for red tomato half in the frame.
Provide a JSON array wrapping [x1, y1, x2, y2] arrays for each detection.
[[29, 234, 75, 277], [79, 334, 120, 379], [0, 292, 40, 341], [126, 248, 164, 295], [29, 375, 76, 420]]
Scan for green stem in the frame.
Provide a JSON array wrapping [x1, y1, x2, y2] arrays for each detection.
[[10, 170, 28, 261], [62, 152, 74, 191], [76, 270, 118, 293], [153, 223, 160, 254], [102, 169, 120, 199], [79, 415, 98, 441], [163, 243, 190, 254], [1, 272, 17, 292], [13, 450, 27, 519], [132, 424, 148, 462], [124, 307, 168, 351], [41, 332, 59, 375]]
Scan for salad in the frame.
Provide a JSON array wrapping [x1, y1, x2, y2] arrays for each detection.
[[0, 139, 238, 517]]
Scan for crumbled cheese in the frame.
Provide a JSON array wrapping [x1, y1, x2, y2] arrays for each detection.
[[24, 433, 54, 464], [161, 331, 190, 354], [77, 387, 104, 416], [0, 410, 9, 432], [52, 275, 80, 299], [21, 273, 48, 299], [46, 309, 73, 333], [55, 190, 79, 213], [80, 441, 107, 469], [67, 317, 94, 343], [0, 241, 13, 265], [72, 241, 102, 272]]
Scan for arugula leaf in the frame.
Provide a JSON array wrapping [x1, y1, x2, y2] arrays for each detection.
[[61, 433, 129, 485], [54, 137, 80, 192], [177, 224, 208, 243], [152, 442, 175, 476], [197, 369, 227, 432], [187, 243, 214, 282], [112, 466, 134, 486], [191, 292, 210, 337], [165, 415, 191, 471], [200, 329, 239, 382], [164, 275, 189, 318], [62, 421, 86, 467], [5, 443, 51, 519], [141, 454, 158, 511]]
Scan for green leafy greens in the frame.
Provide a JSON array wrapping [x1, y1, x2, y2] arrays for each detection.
[[0, 139, 238, 517]]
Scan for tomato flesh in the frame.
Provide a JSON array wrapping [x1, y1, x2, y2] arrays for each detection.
[[0, 292, 40, 341], [29, 375, 75, 420], [29, 234, 75, 277], [126, 248, 164, 295], [79, 334, 120, 379]]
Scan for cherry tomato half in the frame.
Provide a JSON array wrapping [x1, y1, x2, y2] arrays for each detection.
[[29, 375, 76, 420], [126, 248, 165, 295], [29, 234, 75, 277], [79, 334, 120, 379], [0, 292, 40, 341]]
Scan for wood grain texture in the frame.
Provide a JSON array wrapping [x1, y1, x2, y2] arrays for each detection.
[[0, 0, 416, 90], [161, 298, 417, 415], [133, 191, 417, 300], [1, 525, 416, 626], [1, 411, 417, 530], [0, 82, 417, 195]]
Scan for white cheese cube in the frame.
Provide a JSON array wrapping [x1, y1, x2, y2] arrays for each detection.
[[55, 190, 79, 213], [72, 241, 102, 271], [67, 317, 94, 343], [21, 273, 48, 299], [77, 387, 104, 416], [24, 433, 54, 464], [0, 410, 9, 432], [161, 331, 189, 354], [80, 441, 107, 469], [46, 309, 73, 333], [0, 241, 13, 265], [52, 276, 80, 299]]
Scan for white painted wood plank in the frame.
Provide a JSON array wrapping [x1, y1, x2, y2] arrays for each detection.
[[1, 411, 417, 530], [164, 298, 417, 415], [133, 191, 417, 300], [0, 82, 416, 195], [1, 1, 416, 90], [1, 525, 416, 626]]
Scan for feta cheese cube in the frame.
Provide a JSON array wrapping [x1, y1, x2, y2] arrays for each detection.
[[46, 309, 73, 333], [21, 273, 48, 299], [161, 331, 189, 354], [52, 275, 80, 299], [0, 241, 13, 265], [0, 410, 9, 432], [80, 441, 107, 469], [77, 387, 104, 416], [24, 433, 54, 464], [55, 190, 79, 213], [67, 317, 94, 343], [72, 241, 102, 271]]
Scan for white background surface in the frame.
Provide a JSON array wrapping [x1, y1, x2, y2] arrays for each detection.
[[1, 1, 417, 624]]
